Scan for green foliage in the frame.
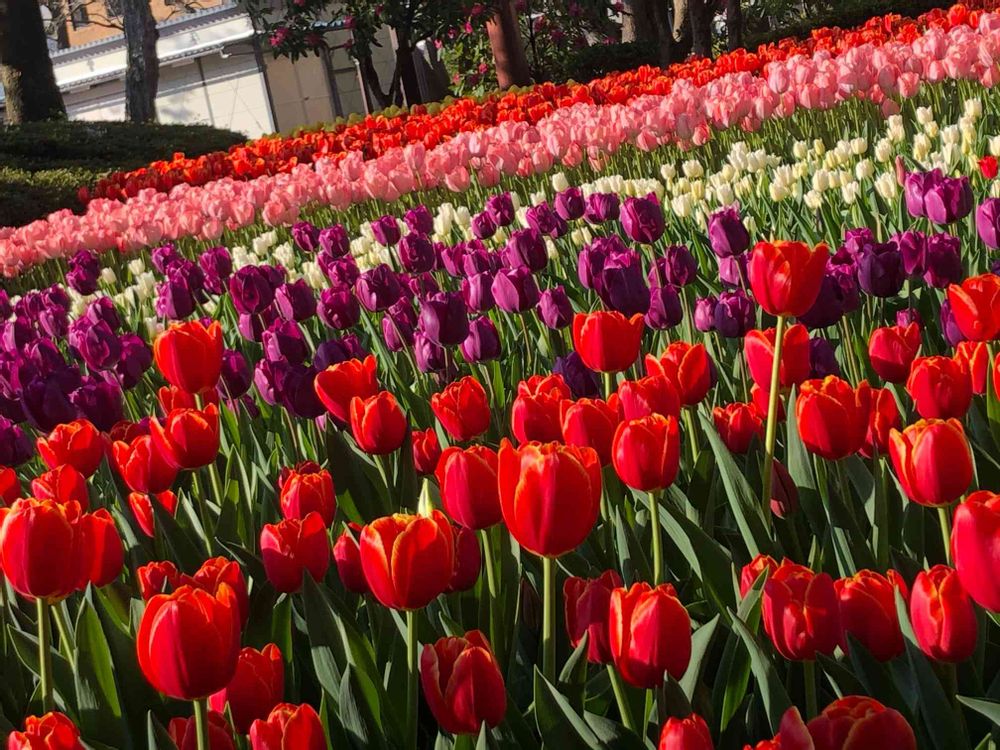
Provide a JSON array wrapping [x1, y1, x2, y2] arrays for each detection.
[[563, 40, 658, 83]]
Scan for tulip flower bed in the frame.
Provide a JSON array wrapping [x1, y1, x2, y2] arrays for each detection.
[[9, 11, 1000, 750]]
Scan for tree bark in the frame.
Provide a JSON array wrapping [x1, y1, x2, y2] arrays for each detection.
[[621, 0, 656, 44], [726, 0, 743, 51], [690, 0, 713, 58], [487, 0, 531, 88], [122, 0, 159, 123], [358, 51, 399, 110], [0, 0, 65, 123], [671, 0, 693, 60], [649, 1, 672, 67]]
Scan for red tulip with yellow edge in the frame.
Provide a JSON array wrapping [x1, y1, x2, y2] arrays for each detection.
[[560, 396, 620, 465], [435, 445, 501, 530], [278, 461, 336, 526], [952, 490, 1000, 612], [794, 377, 869, 461], [150, 404, 220, 470], [645, 341, 716, 406], [510, 374, 571, 443], [835, 569, 908, 662], [349, 391, 408, 455], [36, 419, 105, 477], [113, 434, 178, 495], [905, 355, 972, 419]]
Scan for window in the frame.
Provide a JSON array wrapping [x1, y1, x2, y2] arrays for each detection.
[[69, 3, 89, 28]]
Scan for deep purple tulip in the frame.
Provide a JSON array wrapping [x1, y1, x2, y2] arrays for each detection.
[[554, 187, 586, 221], [809, 337, 841, 379], [254, 360, 284, 406], [976, 198, 1000, 249], [14, 291, 45, 319], [419, 292, 470, 346], [584, 192, 620, 223], [414, 331, 448, 373], [38, 304, 69, 340], [66, 250, 100, 295], [274, 280, 317, 322], [504, 229, 548, 272], [26, 340, 67, 376], [279, 364, 325, 419], [406, 272, 440, 301], [0, 290, 11, 320], [321, 255, 360, 287], [620, 195, 664, 245], [939, 298, 966, 347], [71, 377, 123, 432], [2, 318, 35, 354], [596, 250, 649, 316], [461, 272, 496, 313], [73, 319, 121, 371], [198, 246, 233, 295], [578, 244, 608, 291], [526, 203, 567, 239], [799, 272, 845, 329], [292, 221, 321, 253], [314, 336, 367, 370], [906, 169, 973, 224], [491, 267, 540, 313], [22, 372, 79, 432], [713, 290, 755, 338], [0, 416, 33, 466], [537, 286, 573, 329], [151, 244, 181, 274], [707, 206, 750, 258], [262, 320, 308, 365], [922, 233, 962, 288], [84, 297, 121, 332], [645, 285, 683, 330], [461, 317, 501, 363], [553, 352, 600, 398], [694, 295, 718, 332], [319, 225, 350, 258], [399, 233, 436, 273], [382, 299, 418, 351], [893, 230, 927, 276], [404, 205, 434, 236], [318, 285, 360, 330], [220, 350, 251, 399], [841, 227, 876, 259], [718, 253, 750, 288], [655, 245, 698, 287], [485, 193, 515, 227], [237, 308, 276, 343], [116, 334, 153, 390], [462, 244, 498, 278], [440, 244, 468, 278], [896, 308, 922, 327], [471, 211, 498, 240], [229, 266, 275, 316], [355, 265, 403, 312], [857, 242, 905, 298], [371, 215, 401, 246]]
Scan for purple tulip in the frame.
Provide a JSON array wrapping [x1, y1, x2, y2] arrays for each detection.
[[155, 273, 196, 320], [654, 245, 698, 287], [419, 292, 470, 346], [893, 230, 928, 276], [414, 331, 448, 373], [22, 372, 79, 432], [86, 297, 121, 331], [799, 273, 845, 329], [199, 246, 233, 294], [939, 298, 966, 347], [399, 233, 436, 273], [462, 272, 496, 313], [471, 211, 498, 240], [694, 295, 718, 332], [275, 280, 317, 322], [809, 337, 841, 379], [537, 286, 573, 329], [71, 377, 123, 432], [526, 202, 567, 239], [713, 290, 755, 338], [596, 250, 649, 316], [707, 206, 750, 258], [314, 336, 368, 370], [553, 352, 600, 398], [38, 303, 69, 340], [976, 198, 1000, 249], [291, 221, 321, 253], [584, 192, 620, 223], [355, 265, 403, 312], [66, 249, 100, 295], [896, 308, 922, 327], [237, 308, 276, 343], [504, 229, 548, 272], [219, 350, 251, 399], [229, 266, 276, 316], [382, 299, 418, 351], [718, 253, 749, 288], [318, 225, 350, 258], [0, 416, 33, 466], [321, 255, 360, 287], [406, 273, 440, 301], [279, 365, 325, 419], [404, 205, 434, 236], [116, 334, 153, 390], [645, 285, 683, 330], [72, 319, 121, 371], [318, 286, 360, 330], [620, 195, 664, 245], [461, 317, 501, 363], [440, 244, 468, 278], [2, 318, 35, 354], [371, 215, 401, 246], [485, 193, 515, 227], [491, 267, 540, 313], [262, 320, 308, 365], [841, 227, 876, 259], [554, 187, 585, 221], [922, 233, 962, 288], [857, 242, 905, 298], [905, 169, 973, 224], [151, 244, 181, 274], [0, 290, 11, 320], [254, 360, 284, 406]]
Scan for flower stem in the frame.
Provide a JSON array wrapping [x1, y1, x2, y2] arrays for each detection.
[[480, 528, 501, 659], [37, 598, 53, 712], [938, 505, 953, 565], [606, 665, 636, 732], [761, 314, 787, 514], [542, 556, 556, 682], [50, 603, 75, 667], [648, 491, 663, 585], [193, 698, 209, 750], [803, 659, 818, 719], [406, 609, 418, 750]]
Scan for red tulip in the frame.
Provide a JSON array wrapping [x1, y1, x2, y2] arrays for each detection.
[[31, 464, 89, 509], [249, 703, 326, 750], [333, 522, 369, 594], [209, 644, 285, 733], [560, 396, 620, 465], [889, 419, 972, 507], [498, 439, 602, 558], [151, 404, 220, 470], [260, 513, 332, 593], [713, 402, 764, 454], [7, 712, 84, 750], [952, 490, 1000, 611], [420, 630, 507, 735], [159, 385, 219, 414], [645, 342, 716, 406], [740, 554, 779, 597], [108, 419, 147, 444], [112, 435, 178, 495], [658, 713, 713, 750], [744, 324, 811, 389], [436, 445, 501, 530], [349, 391, 408, 455], [762, 560, 841, 660], [748, 240, 829, 317], [836, 569, 907, 661], [769, 459, 799, 518], [572, 311, 645, 373], [609, 582, 692, 688], [905, 355, 972, 419], [510, 374, 571, 443], [136, 584, 241, 699], [136, 561, 181, 600], [79, 508, 124, 588], [188, 557, 250, 626], [313, 355, 379, 423], [168, 711, 235, 750], [954, 341, 988, 394], [909, 565, 977, 662], [947, 273, 1000, 341], [360, 510, 454, 609], [154, 320, 224, 395], [858, 384, 901, 459], [447, 525, 482, 592], [805, 695, 916, 750], [612, 415, 681, 492], [278, 461, 336, 526], [617, 374, 680, 420], [411, 428, 442, 475], [751, 383, 784, 421], [36, 419, 105, 477], [868, 323, 921, 384], [0, 466, 21, 506], [794, 377, 869, 460], [431, 376, 491, 441], [564, 570, 623, 664]]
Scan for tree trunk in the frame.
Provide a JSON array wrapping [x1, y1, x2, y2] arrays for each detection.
[[690, 0, 713, 58], [487, 0, 531, 88], [648, 1, 673, 67], [123, 0, 159, 123], [0, 0, 65, 123], [726, 0, 743, 51], [671, 0, 693, 60], [621, 0, 656, 44], [358, 51, 398, 110], [393, 29, 422, 106]]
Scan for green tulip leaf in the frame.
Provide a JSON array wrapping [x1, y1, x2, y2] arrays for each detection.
[[73, 600, 128, 749], [533, 667, 603, 749]]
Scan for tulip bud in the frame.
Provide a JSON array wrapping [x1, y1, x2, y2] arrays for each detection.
[[411, 428, 441, 475], [909, 565, 977, 662], [461, 316, 502, 363], [564, 570, 622, 664], [349, 391, 408, 455], [560, 396, 620, 465], [150, 405, 220, 470], [609, 582, 691, 688], [208, 644, 285, 734], [713, 402, 764, 455], [952, 490, 1000, 611], [420, 631, 506, 734], [739, 554, 778, 597], [804, 696, 916, 750], [314, 355, 378, 423], [333, 522, 368, 594]]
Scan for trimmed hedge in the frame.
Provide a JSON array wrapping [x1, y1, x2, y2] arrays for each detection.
[[0, 120, 245, 228]]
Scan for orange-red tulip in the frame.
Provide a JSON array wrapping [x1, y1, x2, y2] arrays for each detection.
[[658, 713, 713, 750], [909, 565, 977, 662], [7, 712, 84, 750], [249, 703, 326, 750], [154, 320, 224, 395], [209, 644, 285, 734], [510, 374, 571, 443], [420, 630, 507, 735], [952, 490, 1000, 611], [168, 711, 234, 750], [31, 464, 89, 509], [836, 569, 907, 661], [868, 323, 921, 384], [498, 440, 602, 558], [805, 696, 916, 750], [645, 342, 716, 406], [128, 491, 178, 538], [112, 435, 178, 495], [762, 560, 841, 661], [564, 570, 623, 664], [713, 402, 764, 455], [136, 584, 241, 700], [447, 525, 482, 593], [954, 340, 988, 394], [794, 377, 868, 460], [313, 355, 378, 422], [360, 510, 454, 609], [609, 582, 692, 688], [572, 311, 645, 373], [136, 560, 181, 601], [858, 384, 901, 459], [278, 461, 336, 526], [612, 415, 681, 492], [617, 374, 680, 420], [744, 324, 811, 389], [560, 396, 620, 465], [188, 557, 250, 626], [740, 553, 779, 597], [0, 466, 21, 506], [748, 240, 828, 317], [947, 273, 1000, 341], [151, 404, 220, 470], [905, 355, 972, 419], [349, 391, 408, 455], [260, 513, 331, 593], [411, 428, 441, 475], [333, 522, 368, 594], [431, 376, 491, 441], [36, 419, 105, 477], [889, 419, 972, 507], [436, 445, 501, 530]]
